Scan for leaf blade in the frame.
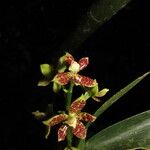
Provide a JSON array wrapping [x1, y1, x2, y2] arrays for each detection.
[[77, 71, 149, 149], [61, 0, 134, 51], [85, 110, 150, 150], [88, 71, 150, 128]]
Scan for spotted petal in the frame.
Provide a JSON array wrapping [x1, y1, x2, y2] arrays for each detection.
[[73, 74, 97, 87], [78, 112, 96, 122], [78, 57, 89, 70], [69, 99, 86, 114], [72, 122, 87, 139], [65, 53, 74, 65], [43, 114, 67, 126], [59, 52, 74, 65], [58, 125, 68, 142], [53, 72, 70, 85]]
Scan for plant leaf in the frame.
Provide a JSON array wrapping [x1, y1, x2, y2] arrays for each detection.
[[61, 0, 133, 51], [85, 110, 150, 150], [88, 71, 150, 128], [77, 71, 149, 149]]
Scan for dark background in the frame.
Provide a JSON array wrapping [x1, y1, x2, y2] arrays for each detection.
[[0, 0, 149, 149]]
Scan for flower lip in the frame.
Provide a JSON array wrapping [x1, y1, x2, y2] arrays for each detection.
[[65, 113, 77, 128], [69, 61, 80, 73]]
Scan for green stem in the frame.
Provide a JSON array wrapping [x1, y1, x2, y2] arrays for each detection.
[[67, 128, 73, 148], [66, 82, 74, 148], [66, 82, 74, 111]]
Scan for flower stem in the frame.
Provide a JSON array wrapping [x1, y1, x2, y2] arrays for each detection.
[[67, 128, 73, 148], [66, 82, 74, 148], [66, 82, 74, 111]]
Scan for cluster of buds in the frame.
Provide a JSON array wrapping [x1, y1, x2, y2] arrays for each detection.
[[34, 52, 109, 142]]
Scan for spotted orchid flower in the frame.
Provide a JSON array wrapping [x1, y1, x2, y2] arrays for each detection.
[[53, 52, 97, 88], [37, 52, 97, 92], [42, 96, 96, 141], [59, 52, 90, 73]]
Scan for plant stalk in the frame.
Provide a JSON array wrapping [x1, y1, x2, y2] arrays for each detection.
[[66, 82, 74, 148], [66, 82, 74, 111]]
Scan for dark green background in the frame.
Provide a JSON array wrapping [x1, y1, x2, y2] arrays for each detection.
[[0, 0, 149, 149]]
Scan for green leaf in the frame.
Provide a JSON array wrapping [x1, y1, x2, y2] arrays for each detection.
[[85, 110, 150, 150], [78, 71, 149, 149], [64, 147, 79, 150], [40, 64, 52, 76], [61, 0, 133, 51], [88, 71, 150, 128]]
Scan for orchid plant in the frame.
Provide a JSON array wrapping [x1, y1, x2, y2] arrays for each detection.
[[33, 52, 150, 150]]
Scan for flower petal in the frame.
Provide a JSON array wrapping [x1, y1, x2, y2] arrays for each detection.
[[65, 114, 77, 128], [58, 125, 68, 142], [65, 53, 74, 65], [40, 64, 52, 76], [45, 126, 51, 139], [72, 122, 87, 139], [78, 57, 89, 70], [96, 88, 109, 97], [73, 74, 97, 87], [53, 82, 62, 93], [69, 99, 86, 114], [58, 64, 67, 73], [59, 52, 74, 65], [92, 96, 101, 102], [87, 84, 99, 96], [32, 110, 46, 120], [43, 114, 68, 126], [78, 112, 96, 122], [38, 79, 51, 86], [69, 61, 80, 73], [53, 72, 70, 85]]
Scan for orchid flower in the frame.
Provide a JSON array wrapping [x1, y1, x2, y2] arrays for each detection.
[[37, 52, 97, 93], [42, 95, 96, 141], [53, 52, 97, 88]]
